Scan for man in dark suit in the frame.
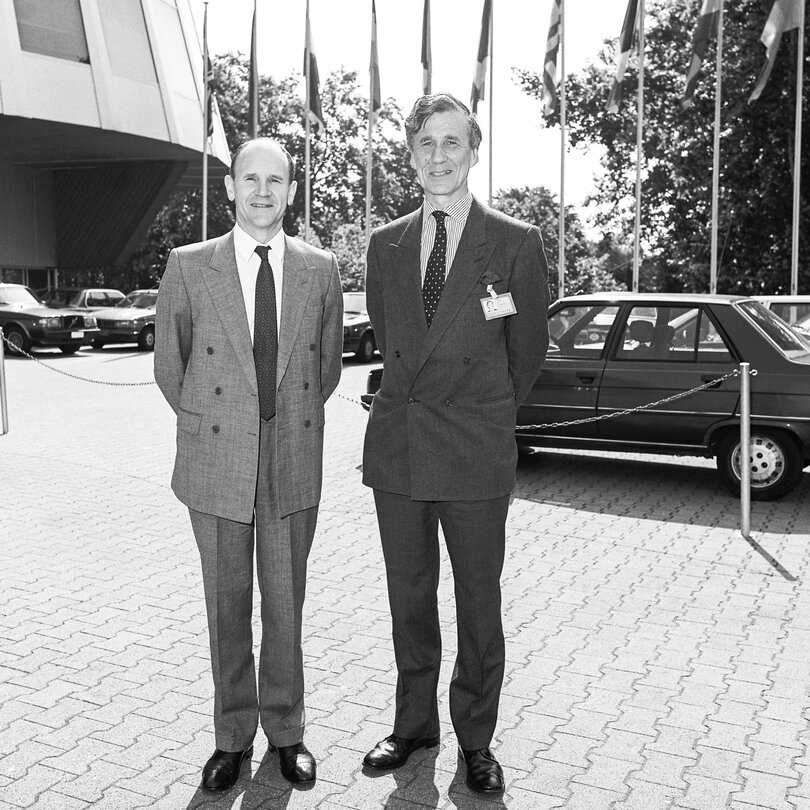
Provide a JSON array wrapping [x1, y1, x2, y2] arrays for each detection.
[[361, 94, 549, 794], [155, 138, 343, 791]]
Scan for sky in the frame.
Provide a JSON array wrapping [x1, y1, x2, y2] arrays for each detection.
[[196, 0, 632, 221]]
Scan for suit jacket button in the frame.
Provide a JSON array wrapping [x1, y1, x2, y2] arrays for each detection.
[[304, 419, 311, 428], [212, 425, 220, 434], [395, 350, 401, 358], [214, 387, 222, 395], [309, 343, 316, 351], [408, 397, 415, 405], [206, 346, 214, 355], [444, 399, 453, 406], [303, 382, 309, 390]]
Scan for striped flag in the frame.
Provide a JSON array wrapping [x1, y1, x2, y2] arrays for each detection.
[[681, 0, 723, 109], [470, 0, 492, 113], [749, 0, 803, 103], [304, 1, 323, 130], [542, 0, 562, 114], [421, 0, 432, 95], [248, 0, 259, 138], [370, 0, 381, 122], [606, 0, 639, 113]]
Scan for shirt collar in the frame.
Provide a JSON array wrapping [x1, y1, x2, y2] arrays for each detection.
[[422, 192, 473, 225], [233, 223, 286, 263]]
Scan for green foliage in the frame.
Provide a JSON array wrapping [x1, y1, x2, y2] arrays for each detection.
[[515, 0, 809, 294], [493, 186, 625, 297]]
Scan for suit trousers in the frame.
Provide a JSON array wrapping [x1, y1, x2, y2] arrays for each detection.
[[189, 416, 318, 752], [372, 490, 510, 750]]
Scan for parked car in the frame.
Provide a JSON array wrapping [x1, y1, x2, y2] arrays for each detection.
[[92, 289, 157, 351], [41, 287, 125, 311], [343, 291, 377, 363], [361, 293, 810, 500], [0, 283, 99, 354]]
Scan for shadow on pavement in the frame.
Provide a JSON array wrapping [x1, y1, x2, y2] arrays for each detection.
[[514, 448, 809, 535]]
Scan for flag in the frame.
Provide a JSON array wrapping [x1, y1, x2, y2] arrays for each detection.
[[304, 1, 323, 130], [470, 0, 491, 113], [248, 0, 259, 138], [542, 0, 562, 114], [370, 0, 381, 122], [681, 0, 723, 109], [203, 4, 214, 138], [606, 0, 639, 113], [421, 0, 432, 95], [749, 0, 803, 103]]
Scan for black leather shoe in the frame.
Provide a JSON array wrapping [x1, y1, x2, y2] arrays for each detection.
[[274, 742, 316, 783], [459, 747, 504, 794], [200, 746, 253, 791], [363, 733, 440, 769]]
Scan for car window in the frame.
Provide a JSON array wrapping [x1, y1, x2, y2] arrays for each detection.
[[768, 302, 810, 324], [342, 292, 366, 314], [87, 293, 106, 306], [0, 286, 38, 305], [738, 301, 810, 359], [549, 305, 619, 358], [106, 292, 124, 305], [616, 306, 732, 363]]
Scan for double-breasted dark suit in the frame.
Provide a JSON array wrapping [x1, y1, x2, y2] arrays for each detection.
[[363, 198, 550, 748], [155, 229, 343, 751]]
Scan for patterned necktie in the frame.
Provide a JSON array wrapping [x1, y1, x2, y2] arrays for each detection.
[[253, 245, 277, 421], [422, 210, 448, 327]]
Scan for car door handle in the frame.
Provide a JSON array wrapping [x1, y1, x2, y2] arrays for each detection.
[[577, 373, 597, 384], [701, 375, 723, 388]]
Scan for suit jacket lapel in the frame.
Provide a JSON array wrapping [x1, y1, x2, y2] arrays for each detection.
[[278, 237, 313, 385], [204, 232, 258, 396], [389, 210, 428, 343], [414, 200, 495, 372]]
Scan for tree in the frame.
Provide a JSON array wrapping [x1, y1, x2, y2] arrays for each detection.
[[515, 0, 809, 294], [127, 55, 422, 289], [493, 186, 624, 297]]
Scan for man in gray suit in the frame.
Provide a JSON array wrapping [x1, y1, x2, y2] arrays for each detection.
[[361, 94, 549, 793], [155, 137, 343, 791]]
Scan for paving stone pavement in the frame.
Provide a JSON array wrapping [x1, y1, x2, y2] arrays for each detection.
[[0, 347, 808, 810]]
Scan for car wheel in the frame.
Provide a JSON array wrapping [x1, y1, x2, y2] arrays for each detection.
[[92, 340, 105, 349], [137, 326, 155, 351], [716, 428, 803, 501], [59, 346, 79, 354], [3, 327, 29, 355], [355, 332, 375, 363]]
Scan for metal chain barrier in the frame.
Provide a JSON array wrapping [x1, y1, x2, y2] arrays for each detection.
[[0, 331, 156, 387]]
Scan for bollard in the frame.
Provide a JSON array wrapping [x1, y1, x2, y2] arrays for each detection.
[[0, 328, 8, 435], [739, 362, 751, 538]]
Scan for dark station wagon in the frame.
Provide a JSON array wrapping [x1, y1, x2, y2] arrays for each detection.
[[363, 293, 810, 500]]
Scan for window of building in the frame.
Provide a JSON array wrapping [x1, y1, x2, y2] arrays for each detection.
[[13, 0, 90, 63], [98, 0, 157, 83]]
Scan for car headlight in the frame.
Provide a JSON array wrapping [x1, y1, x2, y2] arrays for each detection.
[[85, 316, 97, 327], [35, 317, 61, 328]]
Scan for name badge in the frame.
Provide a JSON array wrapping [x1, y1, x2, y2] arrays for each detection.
[[480, 284, 517, 320]]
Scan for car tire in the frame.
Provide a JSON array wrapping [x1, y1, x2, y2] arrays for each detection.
[[59, 346, 79, 354], [355, 332, 375, 363], [716, 428, 804, 501], [3, 327, 29, 355], [137, 326, 155, 351], [92, 340, 105, 349]]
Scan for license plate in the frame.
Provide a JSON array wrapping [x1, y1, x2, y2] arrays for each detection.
[[71, 331, 83, 339]]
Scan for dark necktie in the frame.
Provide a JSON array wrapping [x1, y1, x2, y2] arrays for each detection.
[[253, 245, 277, 421], [422, 210, 448, 327]]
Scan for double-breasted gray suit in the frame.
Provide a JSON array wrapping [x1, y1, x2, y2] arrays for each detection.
[[362, 199, 549, 748], [155, 229, 343, 751]]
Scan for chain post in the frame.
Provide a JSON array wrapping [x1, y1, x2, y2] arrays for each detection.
[[0, 329, 9, 435], [739, 362, 751, 539]]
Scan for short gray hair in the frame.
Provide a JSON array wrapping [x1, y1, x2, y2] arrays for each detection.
[[404, 93, 482, 151]]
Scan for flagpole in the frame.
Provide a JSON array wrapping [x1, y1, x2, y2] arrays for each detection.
[[558, 0, 566, 300], [487, 0, 494, 206], [202, 1, 209, 243], [632, 0, 644, 292], [305, 0, 311, 243], [791, 0, 804, 295], [709, 0, 723, 294]]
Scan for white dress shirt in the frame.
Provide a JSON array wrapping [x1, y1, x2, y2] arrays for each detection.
[[233, 223, 285, 342]]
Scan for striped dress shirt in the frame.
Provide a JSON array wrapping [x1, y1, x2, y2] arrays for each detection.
[[419, 193, 473, 282]]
